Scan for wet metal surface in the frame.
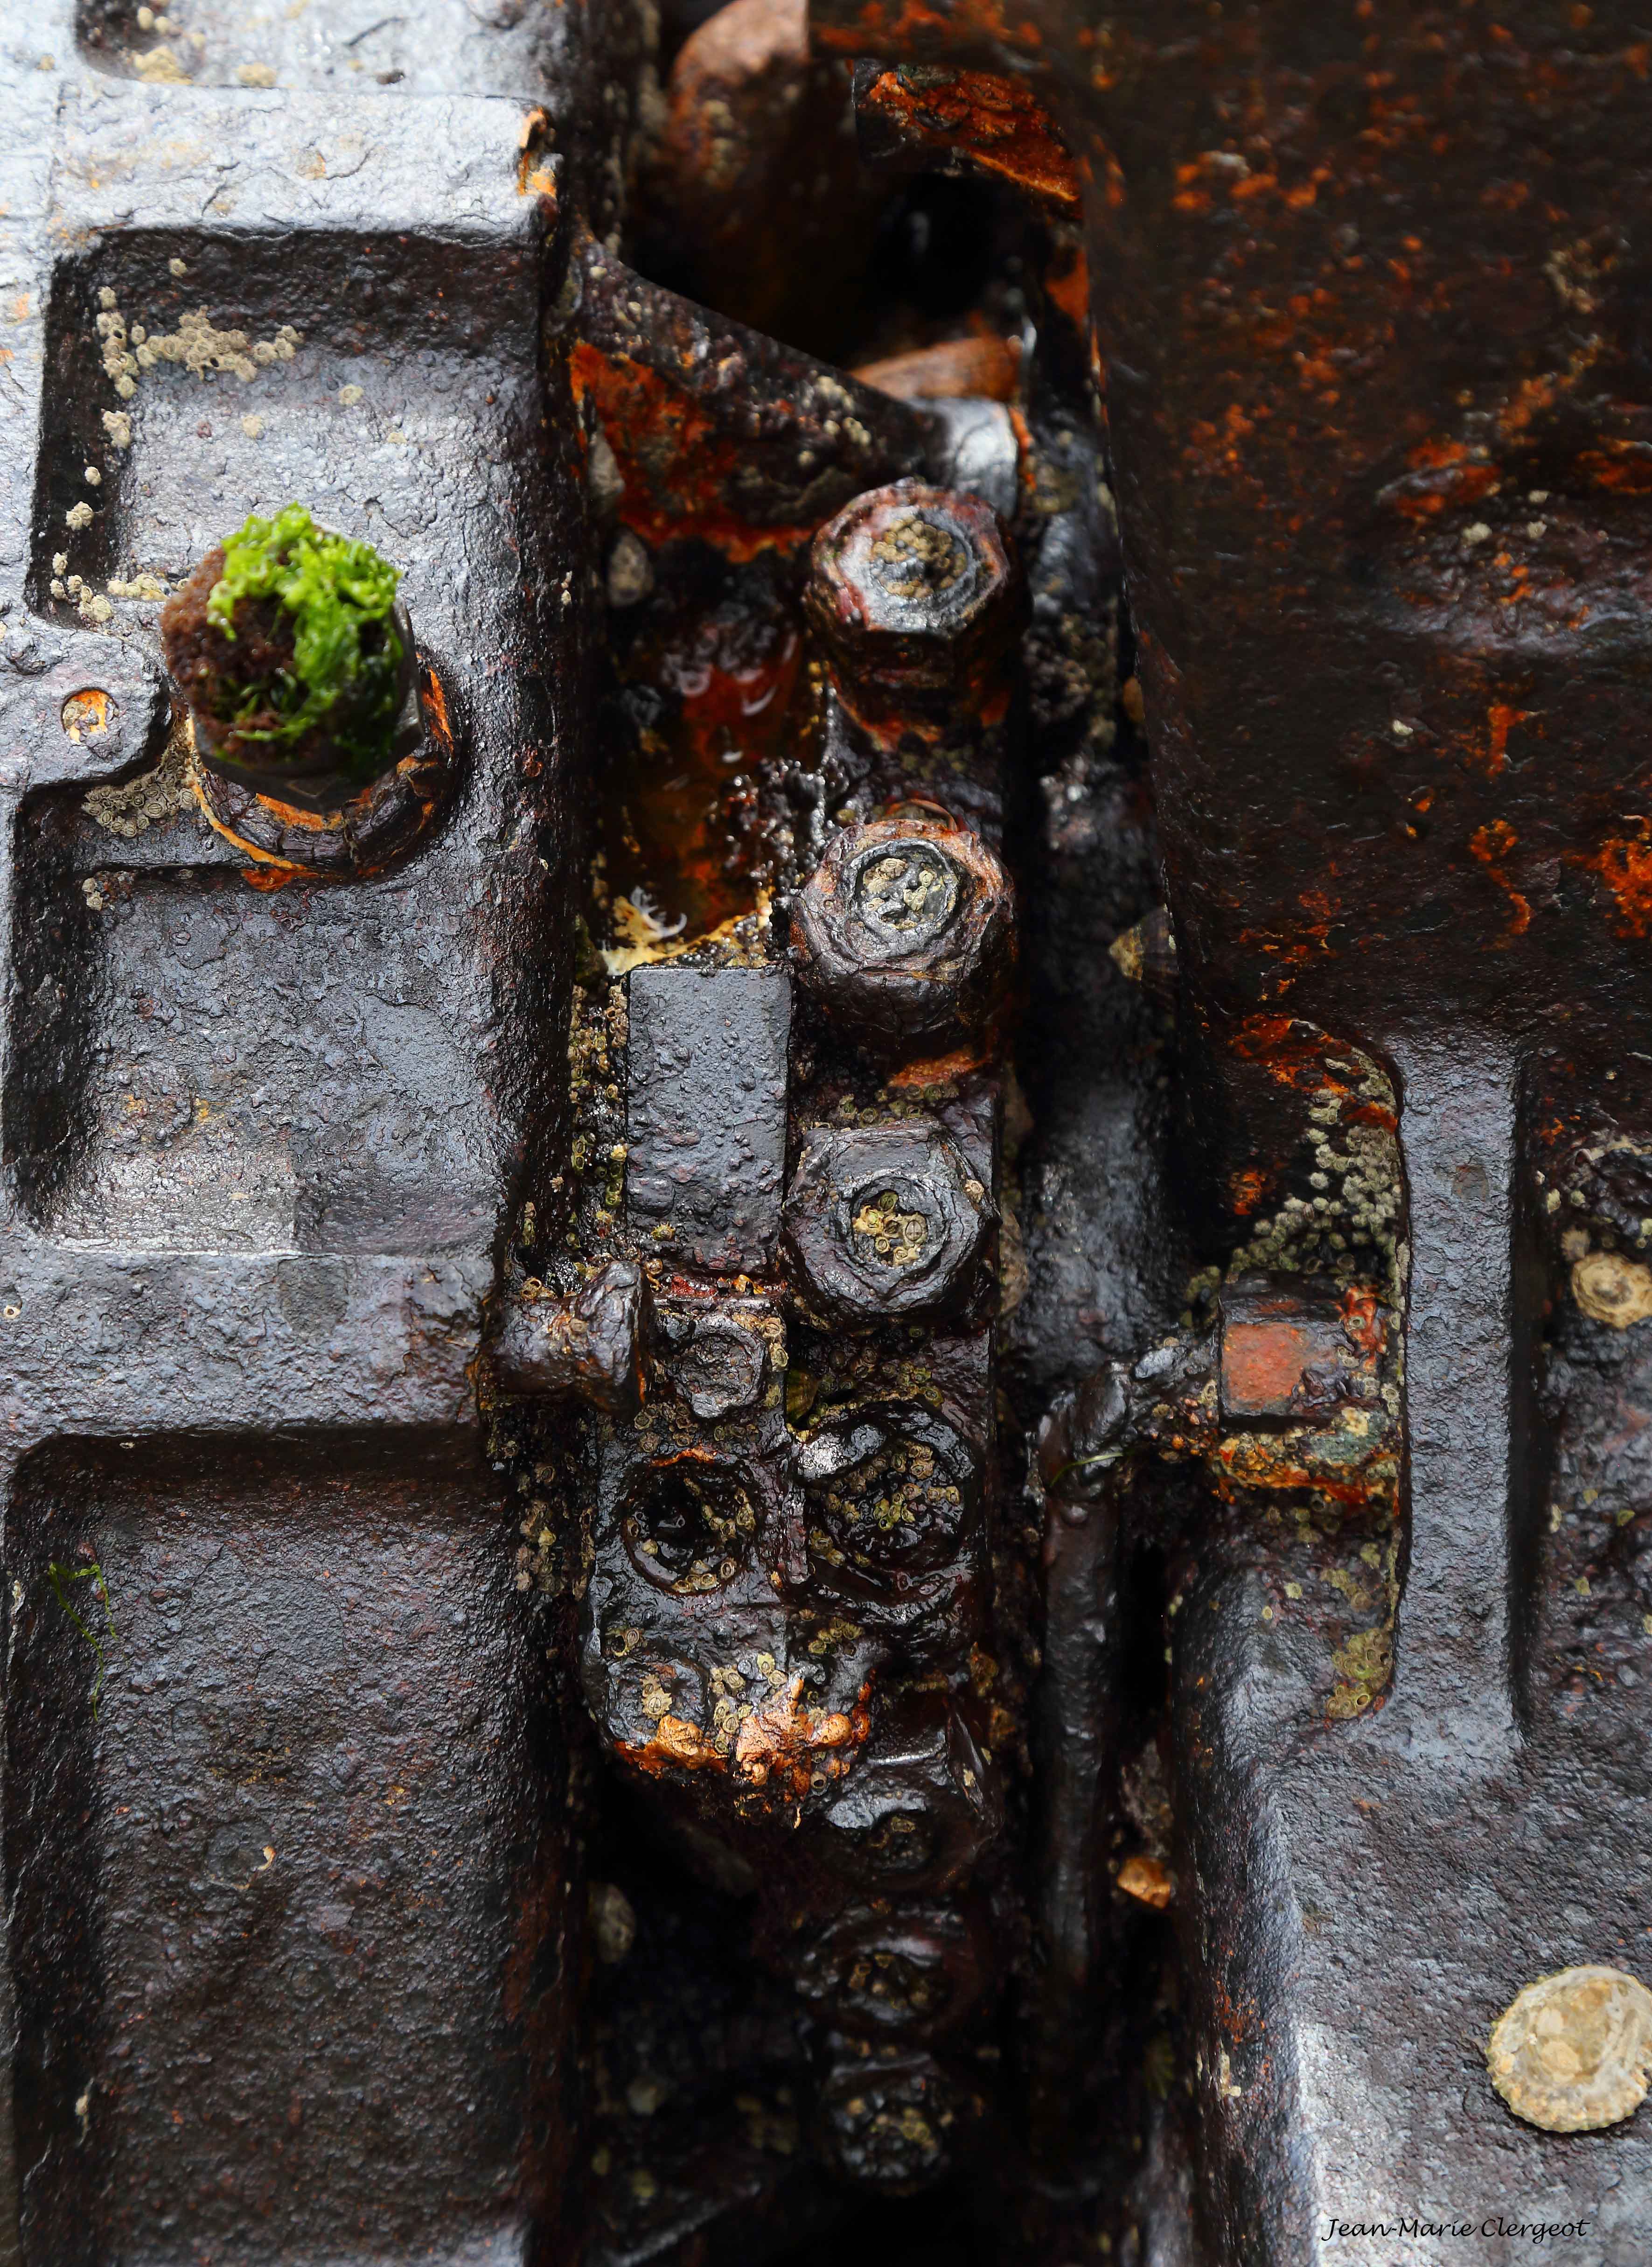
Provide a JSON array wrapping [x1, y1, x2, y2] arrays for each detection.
[[6, 1, 1652, 2262]]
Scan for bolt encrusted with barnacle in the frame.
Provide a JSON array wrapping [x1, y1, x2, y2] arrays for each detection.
[[783, 1120, 993, 1322], [806, 480, 1022, 711], [161, 504, 411, 805], [791, 813, 1014, 1055]]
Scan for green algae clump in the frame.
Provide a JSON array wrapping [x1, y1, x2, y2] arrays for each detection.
[[162, 504, 405, 782], [208, 504, 401, 757]]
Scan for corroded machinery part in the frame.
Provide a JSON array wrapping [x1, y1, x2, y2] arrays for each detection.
[[790, 812, 1015, 1057], [493, 1260, 653, 1416], [783, 1118, 995, 1323], [816, 2043, 987, 2193], [805, 478, 1024, 714], [794, 1899, 993, 2040]]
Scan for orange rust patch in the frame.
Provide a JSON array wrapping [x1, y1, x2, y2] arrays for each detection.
[[813, 0, 1045, 62], [1381, 438, 1500, 520], [1584, 822, 1652, 938], [622, 1714, 725, 1777], [1117, 1854, 1172, 1910], [572, 339, 823, 561], [1469, 816, 1532, 937], [1213, 1433, 1394, 1512], [857, 65, 1081, 213], [1497, 371, 1561, 439], [59, 687, 112, 742], [888, 1044, 994, 1090], [617, 1677, 874, 1799], [1338, 1286, 1386, 1359], [733, 1675, 873, 1798], [515, 110, 558, 198], [423, 664, 452, 749], [1044, 237, 1093, 331], [1229, 1166, 1268, 1217], [853, 330, 1021, 404], [1484, 702, 1529, 776], [1220, 1314, 1329, 1418], [1577, 444, 1652, 492]]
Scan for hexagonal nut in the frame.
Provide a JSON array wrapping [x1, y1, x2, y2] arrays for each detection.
[[820, 1693, 1003, 1893], [790, 813, 1014, 1054], [805, 479, 1023, 705], [797, 1401, 982, 1584], [816, 2047, 983, 2193], [782, 1120, 993, 1322], [795, 1900, 990, 2041]]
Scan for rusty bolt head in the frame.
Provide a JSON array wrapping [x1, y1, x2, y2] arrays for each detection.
[[658, 1302, 774, 1418], [805, 479, 1022, 705], [820, 1693, 1003, 1892], [816, 2047, 983, 2192], [795, 1901, 990, 2040], [1216, 1275, 1382, 1425], [494, 1259, 650, 1415], [783, 1120, 993, 1322], [618, 1450, 767, 1597], [798, 1402, 981, 1582], [790, 813, 1014, 1055]]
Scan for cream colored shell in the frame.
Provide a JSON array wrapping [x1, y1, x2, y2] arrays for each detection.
[[1571, 1252, 1652, 1329], [1487, 1966, 1652, 2133]]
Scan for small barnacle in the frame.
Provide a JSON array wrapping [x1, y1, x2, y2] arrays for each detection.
[[1572, 1251, 1652, 1329]]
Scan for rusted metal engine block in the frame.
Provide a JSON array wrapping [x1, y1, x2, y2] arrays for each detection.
[[2, 2, 1651, 2264]]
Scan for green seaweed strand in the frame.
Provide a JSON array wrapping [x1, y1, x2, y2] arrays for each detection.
[[47, 1560, 117, 1720], [206, 504, 403, 763]]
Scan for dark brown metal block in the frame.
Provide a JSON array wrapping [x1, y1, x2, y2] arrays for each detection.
[[625, 966, 793, 1277]]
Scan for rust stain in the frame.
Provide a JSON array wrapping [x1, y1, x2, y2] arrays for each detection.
[[515, 108, 557, 200], [1584, 821, 1652, 938], [59, 687, 112, 742], [1044, 236, 1094, 331], [1380, 437, 1500, 520], [813, 0, 1045, 61], [571, 340, 824, 561], [854, 329, 1021, 404], [1221, 1315, 1324, 1414], [888, 1043, 994, 1089], [620, 1679, 874, 1801], [858, 65, 1081, 213], [1576, 443, 1652, 492], [1229, 1166, 1268, 1216], [734, 1675, 873, 1797], [1469, 816, 1533, 937], [623, 1714, 725, 1775], [1338, 1287, 1386, 1359], [1484, 702, 1529, 777], [423, 665, 452, 750], [1212, 1433, 1395, 1512]]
